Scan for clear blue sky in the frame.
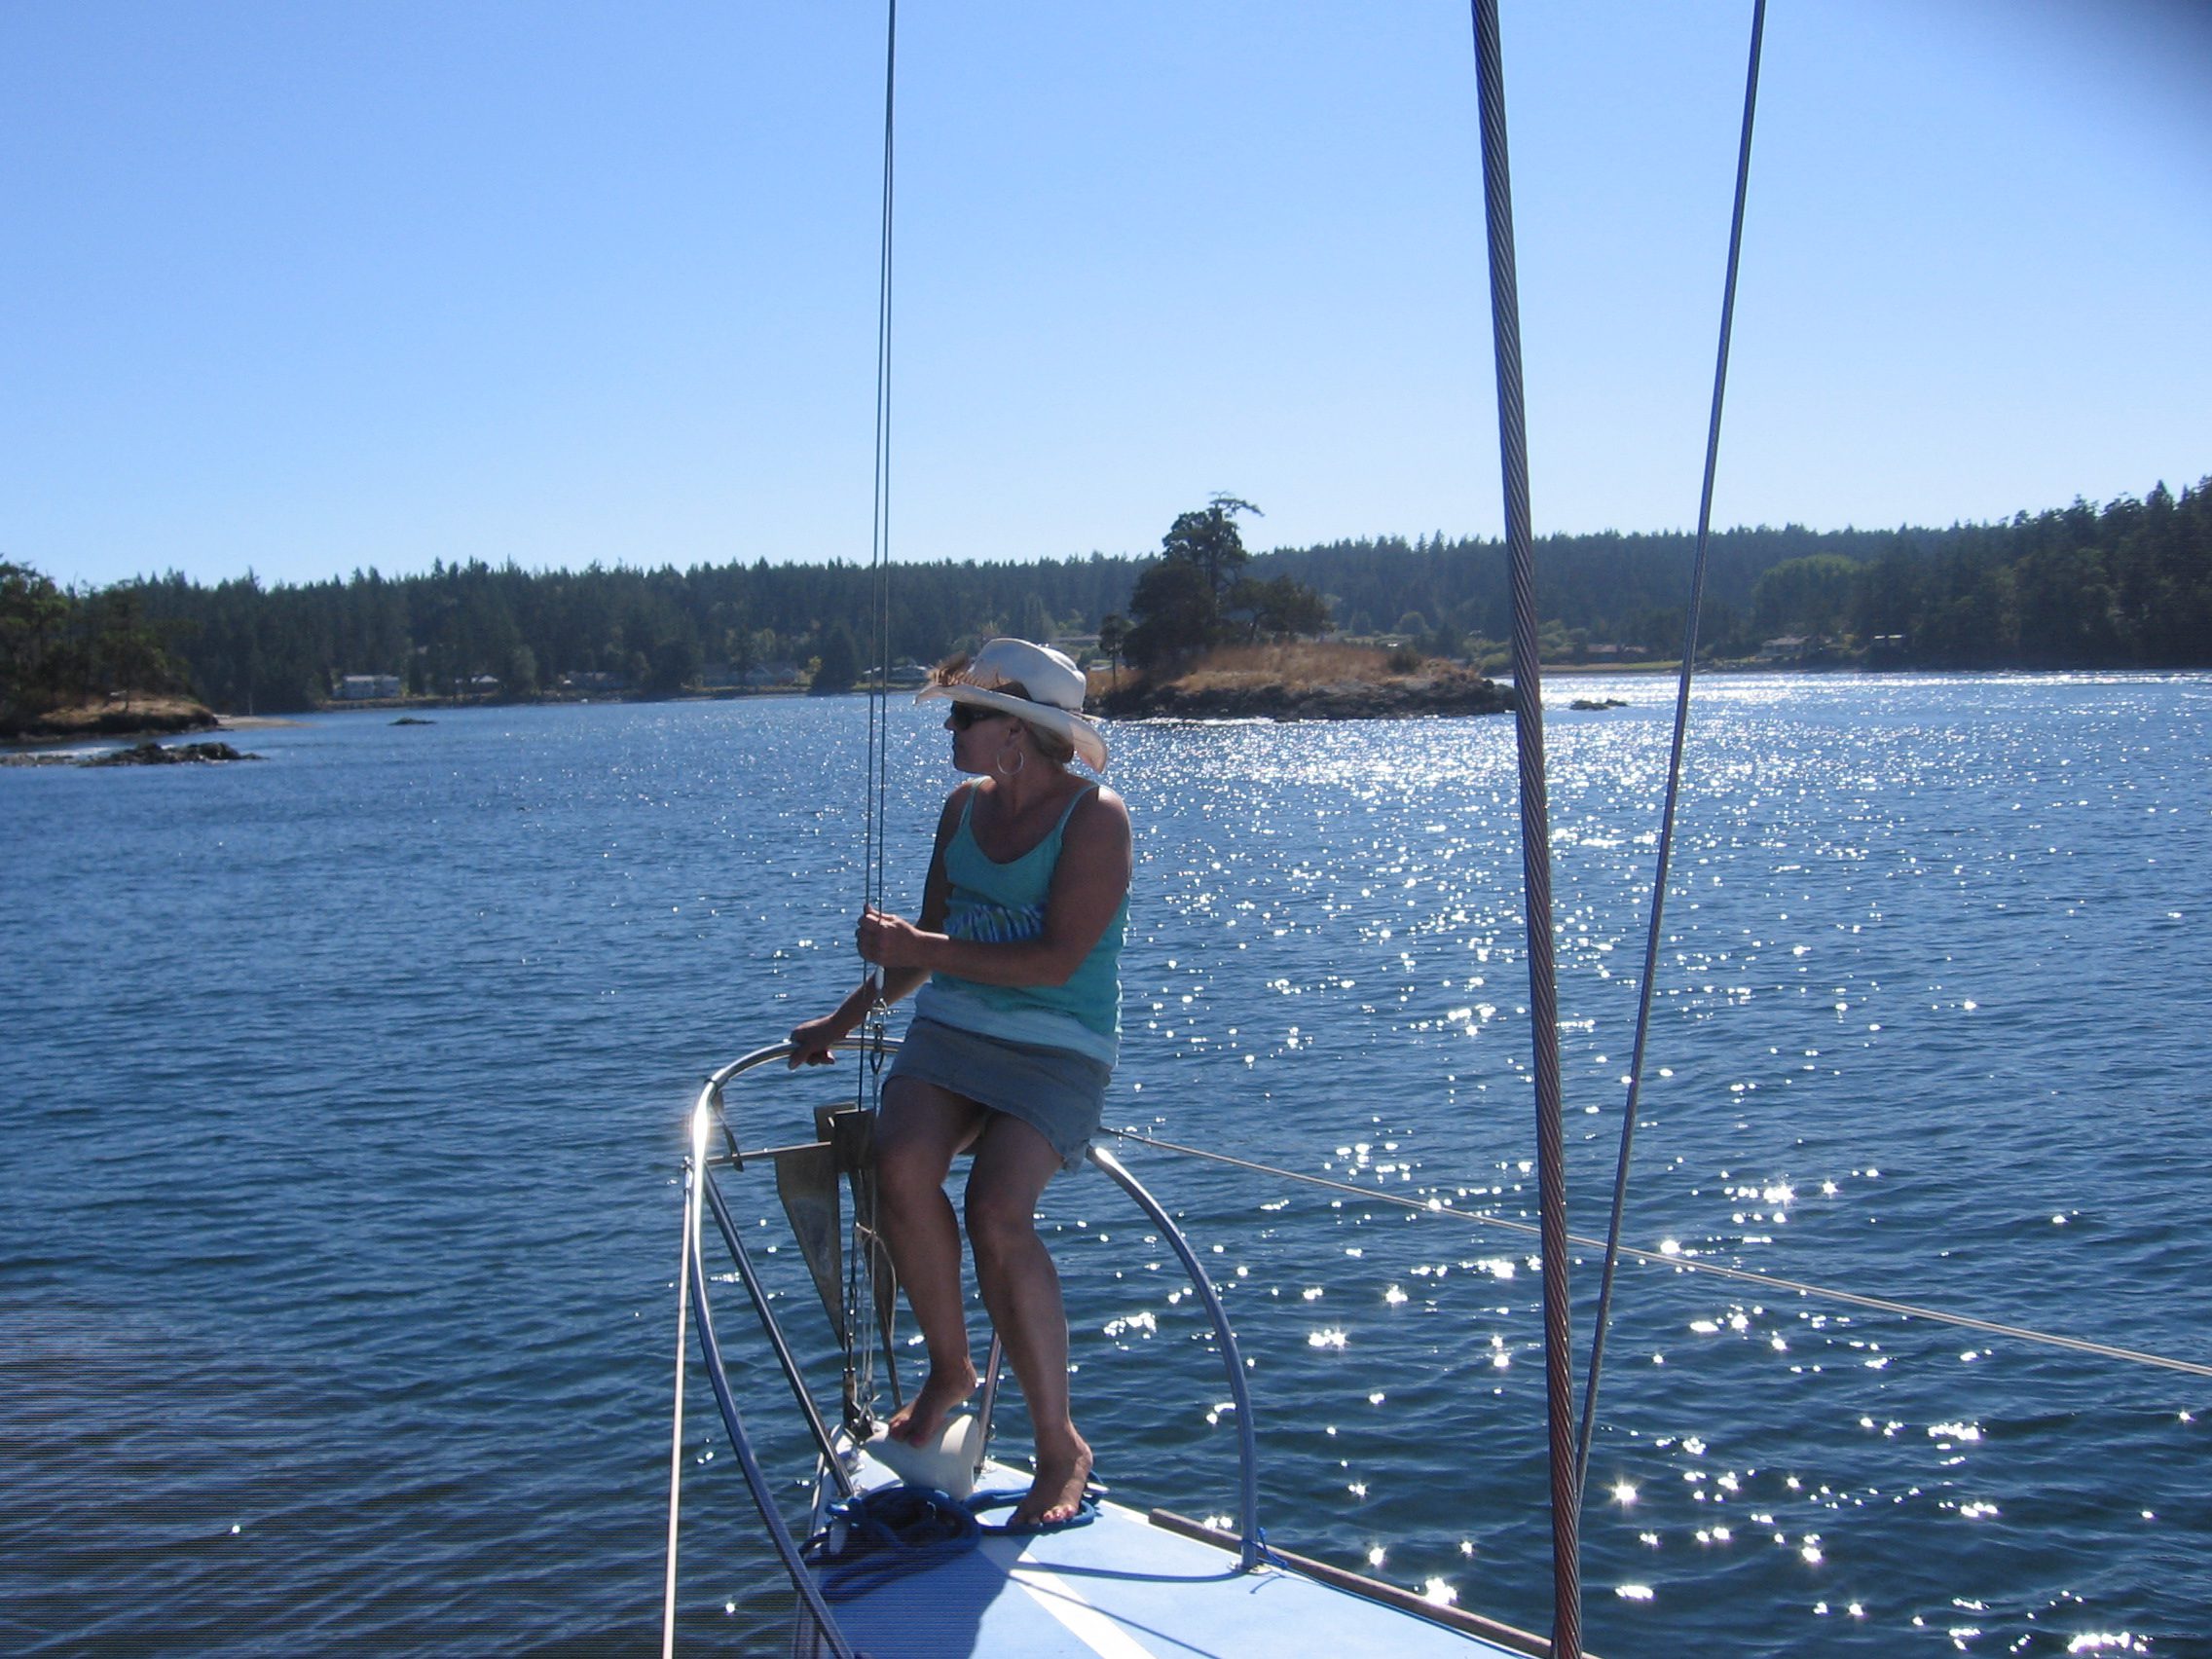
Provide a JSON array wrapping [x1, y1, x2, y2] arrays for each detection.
[[4, 1, 2208, 591]]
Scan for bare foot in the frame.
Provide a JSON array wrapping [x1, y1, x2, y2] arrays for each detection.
[[1013, 1435, 1092, 1528], [884, 1362, 978, 1446]]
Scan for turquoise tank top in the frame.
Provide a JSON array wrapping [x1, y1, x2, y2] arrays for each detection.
[[910, 782, 1126, 1065]]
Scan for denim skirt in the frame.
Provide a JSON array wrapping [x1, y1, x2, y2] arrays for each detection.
[[887, 1016, 1112, 1172]]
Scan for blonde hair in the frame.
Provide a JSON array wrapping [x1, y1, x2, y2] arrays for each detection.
[[999, 680, 1075, 765], [1019, 719, 1076, 767]]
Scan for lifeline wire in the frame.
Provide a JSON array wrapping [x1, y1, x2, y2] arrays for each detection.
[[1577, 0, 1768, 1499], [1105, 1128, 2212, 1382], [1467, 4, 1579, 1651]]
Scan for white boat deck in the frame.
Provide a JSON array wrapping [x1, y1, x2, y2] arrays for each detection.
[[800, 1452, 1544, 1659]]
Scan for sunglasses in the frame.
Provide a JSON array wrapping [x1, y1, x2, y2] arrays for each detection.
[[949, 703, 1006, 730]]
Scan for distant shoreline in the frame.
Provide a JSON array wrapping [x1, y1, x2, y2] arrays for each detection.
[[14, 658, 2192, 750], [313, 685, 815, 716]]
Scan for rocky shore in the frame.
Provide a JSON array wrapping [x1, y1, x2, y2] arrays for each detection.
[[85, 740, 261, 767], [2, 739, 263, 768]]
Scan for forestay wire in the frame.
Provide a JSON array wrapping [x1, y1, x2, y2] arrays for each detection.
[[862, 0, 899, 1002], [1575, 0, 1768, 1497], [846, 0, 900, 1434]]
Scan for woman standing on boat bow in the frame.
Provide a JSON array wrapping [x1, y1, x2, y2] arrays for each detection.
[[789, 638, 1130, 1528]]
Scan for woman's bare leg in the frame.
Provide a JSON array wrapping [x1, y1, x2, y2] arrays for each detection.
[[874, 1077, 985, 1444], [963, 1116, 1090, 1525]]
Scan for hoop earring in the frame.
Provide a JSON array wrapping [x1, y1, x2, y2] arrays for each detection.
[[995, 746, 1026, 778]]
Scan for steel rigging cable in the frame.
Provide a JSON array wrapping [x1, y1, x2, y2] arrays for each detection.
[[1577, 0, 1770, 1501]]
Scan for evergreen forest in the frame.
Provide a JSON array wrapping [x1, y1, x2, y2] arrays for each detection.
[[3, 476, 2206, 719]]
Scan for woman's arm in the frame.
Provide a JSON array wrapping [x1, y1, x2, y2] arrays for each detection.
[[858, 787, 1131, 989], [788, 787, 968, 1067]]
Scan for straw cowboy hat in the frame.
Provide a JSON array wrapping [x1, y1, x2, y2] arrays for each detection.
[[915, 638, 1109, 772]]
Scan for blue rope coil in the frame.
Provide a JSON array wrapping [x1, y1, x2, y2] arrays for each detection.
[[802, 1485, 981, 1602], [966, 1486, 1101, 1537], [800, 1482, 1100, 1602]]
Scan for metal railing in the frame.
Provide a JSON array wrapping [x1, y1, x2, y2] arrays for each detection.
[[661, 1036, 1265, 1651]]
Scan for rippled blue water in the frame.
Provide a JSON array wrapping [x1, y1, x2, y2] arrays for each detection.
[[4, 674, 2207, 1657]]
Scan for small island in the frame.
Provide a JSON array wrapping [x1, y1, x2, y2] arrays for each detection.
[[1098, 643, 1509, 721], [1089, 498, 1511, 724], [1, 691, 220, 743], [1, 563, 234, 743]]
